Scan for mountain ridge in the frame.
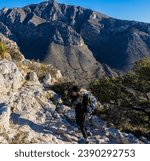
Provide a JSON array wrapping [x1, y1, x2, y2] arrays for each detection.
[[0, 0, 150, 83]]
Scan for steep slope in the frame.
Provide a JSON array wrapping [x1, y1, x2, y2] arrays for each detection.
[[0, 60, 149, 144], [81, 18, 150, 72], [0, 0, 150, 83], [0, 2, 107, 84], [0, 37, 149, 144]]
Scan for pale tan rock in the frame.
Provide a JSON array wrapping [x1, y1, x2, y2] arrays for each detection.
[[27, 71, 40, 84], [43, 74, 52, 86], [55, 70, 62, 79]]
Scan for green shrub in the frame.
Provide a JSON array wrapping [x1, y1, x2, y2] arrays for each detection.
[[133, 57, 150, 81], [90, 77, 119, 103], [0, 41, 8, 54], [0, 41, 11, 60], [89, 57, 150, 139]]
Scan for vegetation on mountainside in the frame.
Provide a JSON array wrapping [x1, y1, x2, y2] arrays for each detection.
[[0, 41, 11, 60], [0, 41, 24, 61], [26, 60, 61, 81], [90, 57, 150, 139], [0, 41, 7, 53], [10, 49, 24, 62]]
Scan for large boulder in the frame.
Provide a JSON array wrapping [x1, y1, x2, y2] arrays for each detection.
[[43, 74, 52, 86], [0, 60, 23, 93], [55, 70, 62, 79], [26, 71, 40, 84]]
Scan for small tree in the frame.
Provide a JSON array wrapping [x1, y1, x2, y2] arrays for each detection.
[[133, 57, 150, 81]]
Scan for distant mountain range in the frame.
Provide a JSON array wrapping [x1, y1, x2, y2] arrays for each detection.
[[0, 0, 150, 84]]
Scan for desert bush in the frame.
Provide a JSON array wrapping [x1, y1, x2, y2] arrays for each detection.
[[10, 50, 24, 62], [0, 41, 11, 60], [133, 57, 150, 81], [0, 41, 7, 54], [16, 62, 29, 73]]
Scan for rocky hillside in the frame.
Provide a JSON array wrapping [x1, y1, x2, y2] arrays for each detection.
[[0, 33, 24, 61], [0, 38, 149, 144], [0, 60, 149, 144], [5, 0, 150, 83]]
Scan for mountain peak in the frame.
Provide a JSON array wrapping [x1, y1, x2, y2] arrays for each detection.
[[48, 0, 57, 4], [0, 0, 150, 84]]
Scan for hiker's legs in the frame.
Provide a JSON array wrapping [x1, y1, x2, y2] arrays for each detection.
[[75, 104, 88, 139], [80, 122, 88, 139], [76, 118, 88, 139]]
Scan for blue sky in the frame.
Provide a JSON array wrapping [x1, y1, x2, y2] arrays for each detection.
[[0, 0, 150, 23]]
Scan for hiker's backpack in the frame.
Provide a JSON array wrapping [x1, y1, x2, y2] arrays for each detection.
[[82, 93, 97, 114]]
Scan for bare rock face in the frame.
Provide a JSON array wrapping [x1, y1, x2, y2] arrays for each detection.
[[43, 74, 52, 86], [0, 73, 7, 96], [0, 136, 8, 144], [27, 71, 40, 84], [0, 60, 23, 93], [44, 43, 106, 84], [55, 70, 62, 79]]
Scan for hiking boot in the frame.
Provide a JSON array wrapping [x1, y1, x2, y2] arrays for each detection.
[[78, 138, 89, 144], [87, 131, 92, 137]]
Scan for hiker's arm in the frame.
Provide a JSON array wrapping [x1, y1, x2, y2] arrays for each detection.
[[63, 99, 72, 106]]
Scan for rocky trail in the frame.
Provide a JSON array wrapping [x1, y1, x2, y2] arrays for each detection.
[[0, 60, 149, 144]]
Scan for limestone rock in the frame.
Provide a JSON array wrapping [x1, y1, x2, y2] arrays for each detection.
[[0, 136, 8, 144], [27, 71, 40, 83], [140, 136, 150, 144], [91, 116, 107, 128], [22, 59, 62, 84], [0, 2, 111, 84], [55, 70, 62, 79], [0, 60, 23, 92], [57, 105, 70, 114], [0, 59, 24, 103], [105, 128, 122, 143], [43, 74, 52, 86], [0, 73, 7, 96]]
